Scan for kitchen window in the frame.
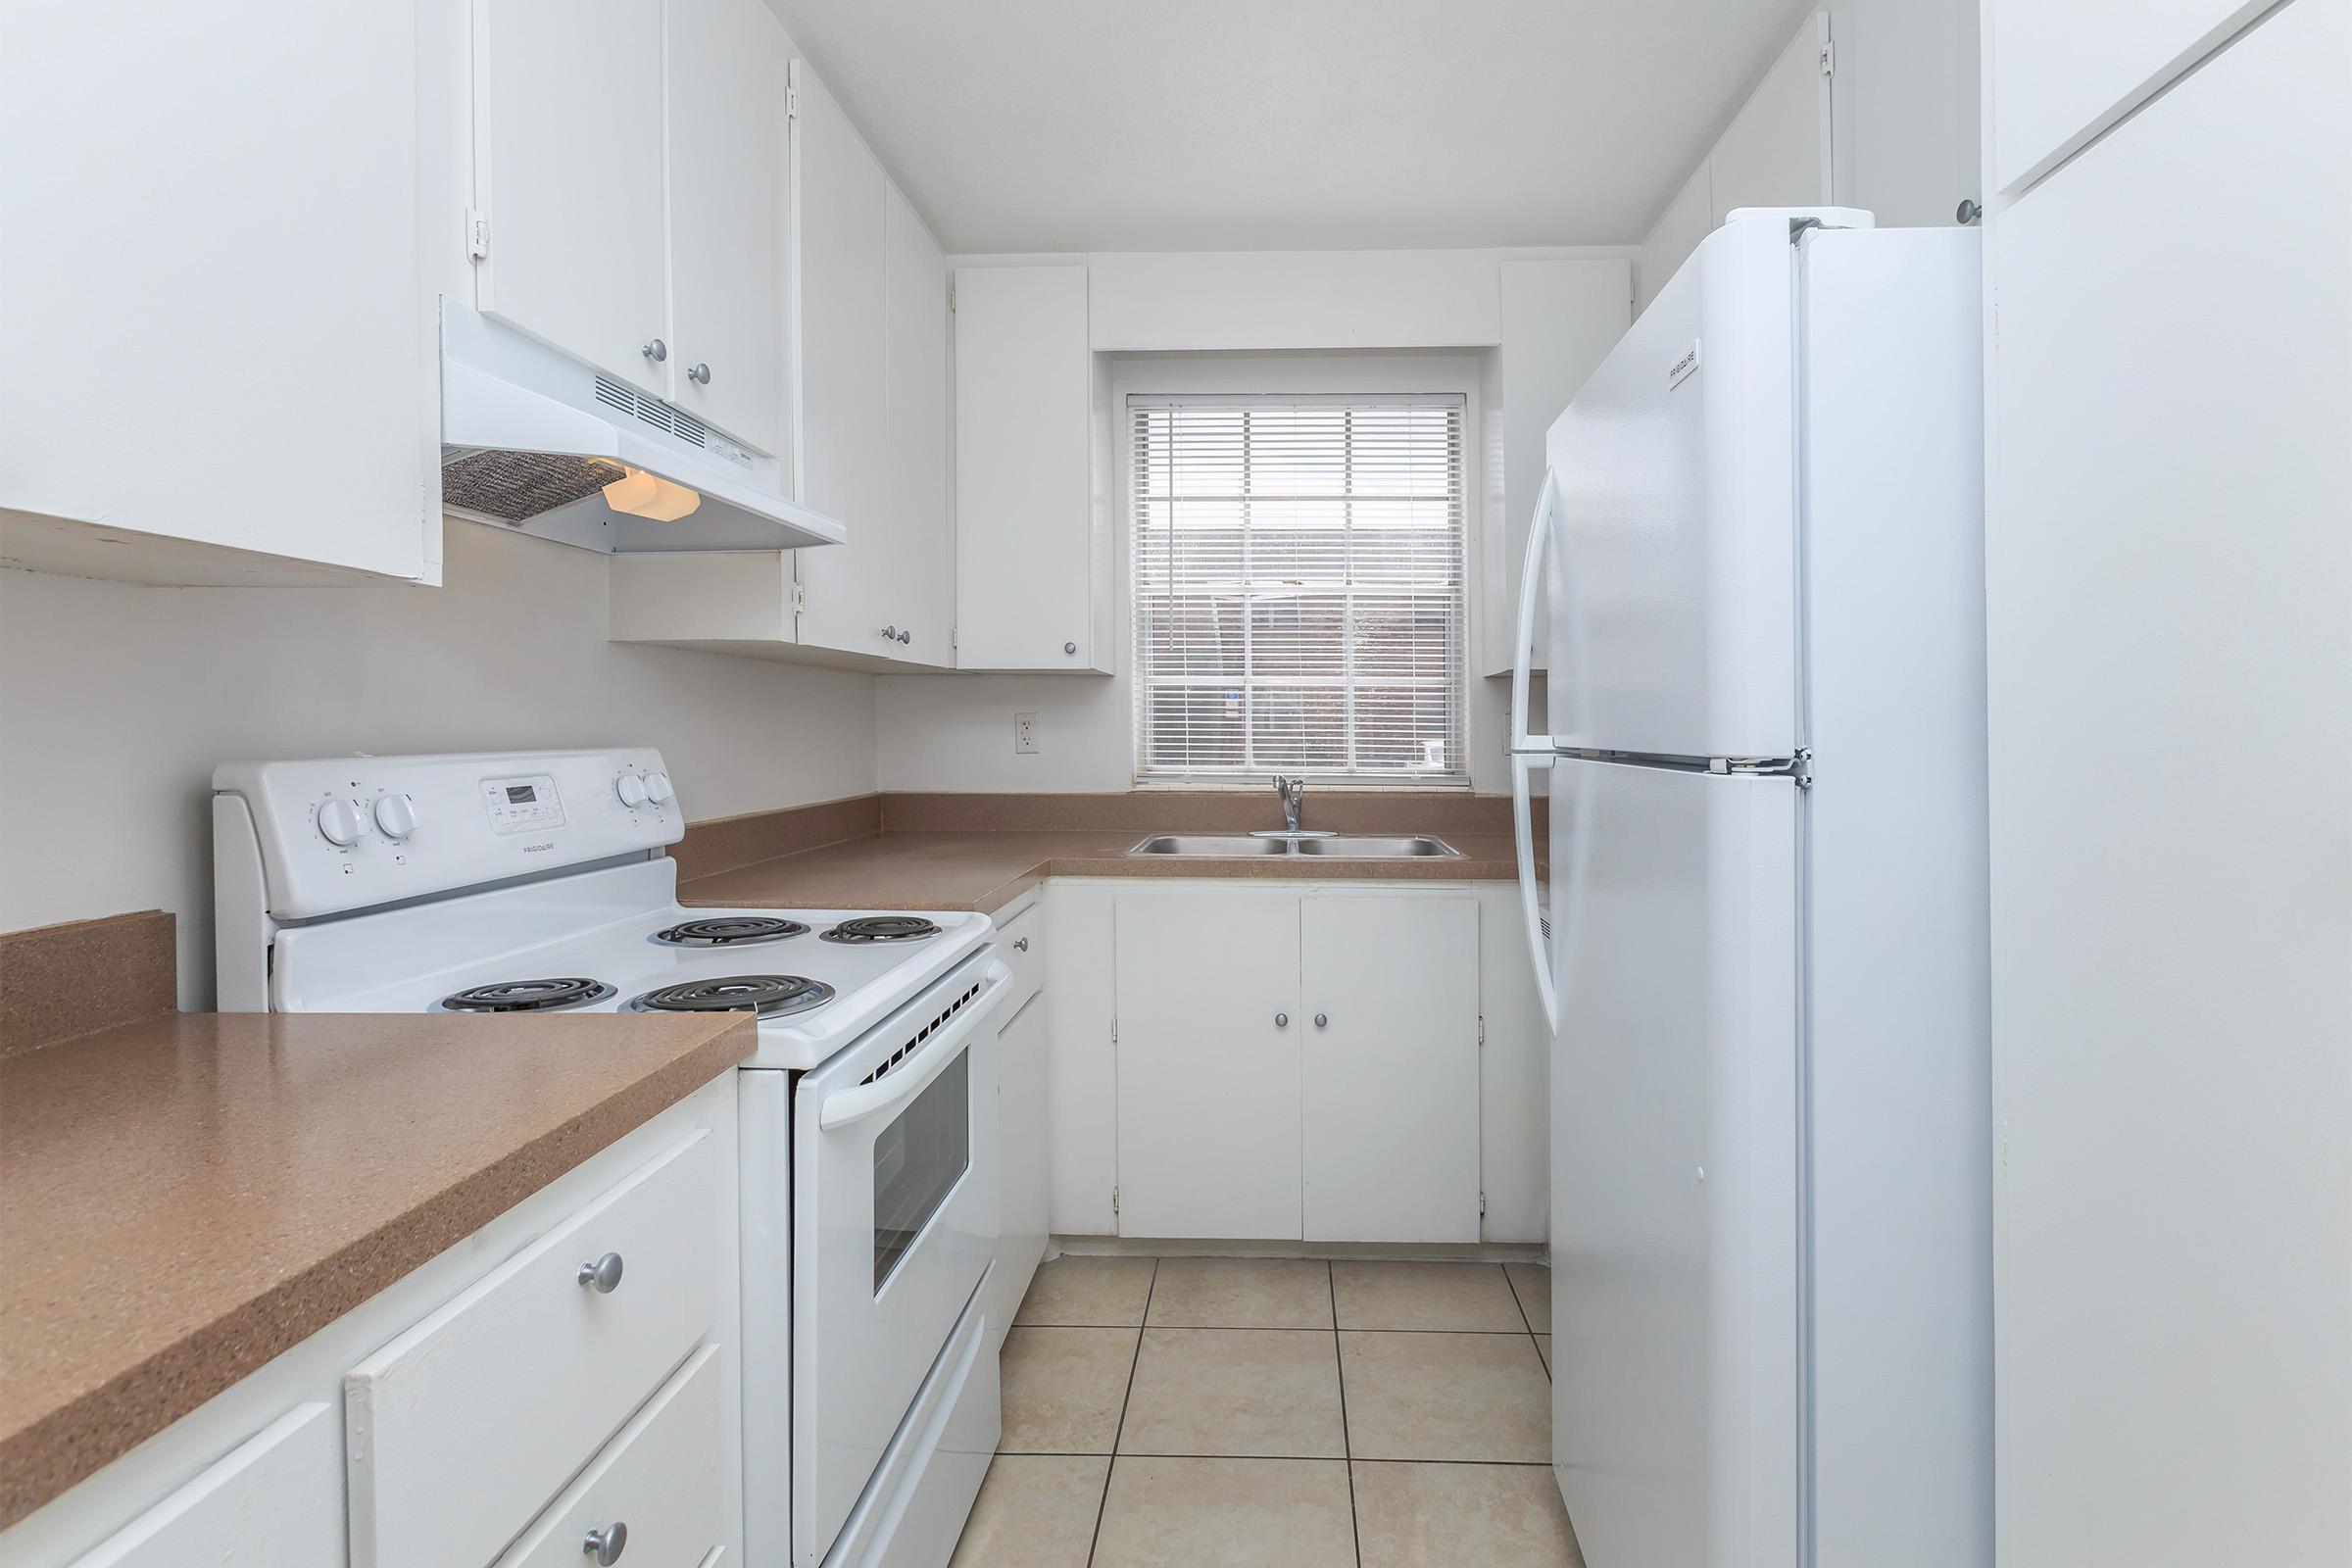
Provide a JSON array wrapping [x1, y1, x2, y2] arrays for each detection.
[[1131, 393, 1469, 783]]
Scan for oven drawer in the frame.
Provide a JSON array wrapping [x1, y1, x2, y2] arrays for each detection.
[[347, 1130, 721, 1568], [494, 1345, 725, 1568], [996, 901, 1044, 1014]]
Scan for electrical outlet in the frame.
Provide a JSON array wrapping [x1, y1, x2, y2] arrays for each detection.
[[1013, 711, 1039, 755]]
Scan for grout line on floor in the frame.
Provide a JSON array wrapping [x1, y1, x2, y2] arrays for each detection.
[[1083, 1256, 1157, 1568], [1331, 1261, 1363, 1568], [1501, 1264, 1538, 1336], [1004, 1449, 1557, 1468]]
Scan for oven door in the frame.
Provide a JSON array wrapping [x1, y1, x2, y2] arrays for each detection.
[[794, 955, 1010, 1566]]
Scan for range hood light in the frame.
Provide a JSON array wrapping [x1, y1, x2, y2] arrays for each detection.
[[602, 466, 703, 521]]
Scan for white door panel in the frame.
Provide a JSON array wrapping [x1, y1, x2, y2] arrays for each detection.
[[1546, 217, 1799, 759], [666, 0, 788, 453], [1299, 895, 1480, 1243], [1986, 2, 2352, 1561], [1550, 760, 1799, 1568], [1113, 895, 1301, 1240], [474, 0, 669, 395]]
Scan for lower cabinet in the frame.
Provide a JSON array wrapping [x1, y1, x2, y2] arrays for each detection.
[[992, 900, 1050, 1345], [1111, 890, 1483, 1244], [1, 1077, 741, 1568], [58, 1406, 340, 1567]]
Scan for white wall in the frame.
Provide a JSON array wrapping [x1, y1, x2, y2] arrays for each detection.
[[0, 522, 876, 1005], [878, 350, 1538, 795]]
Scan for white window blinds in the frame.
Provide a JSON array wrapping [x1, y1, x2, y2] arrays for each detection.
[[1131, 393, 1469, 783]]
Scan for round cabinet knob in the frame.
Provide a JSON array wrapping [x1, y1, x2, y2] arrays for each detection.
[[577, 1251, 624, 1293], [641, 337, 666, 363], [880, 625, 900, 642], [1274, 1011, 1289, 1028], [687, 362, 711, 385], [1063, 641, 1078, 656], [1012, 937, 1030, 953], [644, 771, 674, 806], [582, 1520, 628, 1564], [615, 775, 650, 808], [1313, 1012, 1329, 1029], [897, 628, 912, 644], [372, 793, 418, 840], [317, 798, 364, 847]]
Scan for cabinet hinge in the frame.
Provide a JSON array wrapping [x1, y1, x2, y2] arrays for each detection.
[[1111, 1186, 1120, 1215], [785, 85, 800, 122], [1479, 1191, 1488, 1217], [1110, 1015, 1118, 1046], [948, 278, 956, 312], [1477, 1013, 1486, 1048], [465, 207, 490, 262], [1819, 38, 1836, 74]]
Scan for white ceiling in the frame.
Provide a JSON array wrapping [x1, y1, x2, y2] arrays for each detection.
[[766, 0, 1814, 254]]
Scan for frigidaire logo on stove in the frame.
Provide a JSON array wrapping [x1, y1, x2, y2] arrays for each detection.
[[521, 842, 557, 854]]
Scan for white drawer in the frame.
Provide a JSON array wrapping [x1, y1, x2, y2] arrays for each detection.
[[67, 1404, 338, 1567], [996, 902, 1045, 1014], [346, 1130, 720, 1568], [495, 1345, 725, 1568]]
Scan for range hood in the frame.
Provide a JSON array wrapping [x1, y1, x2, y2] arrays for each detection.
[[437, 301, 844, 554]]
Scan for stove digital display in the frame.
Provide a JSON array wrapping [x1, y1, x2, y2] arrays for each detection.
[[482, 773, 565, 835], [505, 785, 537, 804]]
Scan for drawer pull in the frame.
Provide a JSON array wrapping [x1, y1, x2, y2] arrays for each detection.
[[582, 1520, 628, 1563], [577, 1251, 624, 1294], [1012, 936, 1029, 953]]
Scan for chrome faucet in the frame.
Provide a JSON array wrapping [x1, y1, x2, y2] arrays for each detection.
[[1274, 774, 1306, 836]]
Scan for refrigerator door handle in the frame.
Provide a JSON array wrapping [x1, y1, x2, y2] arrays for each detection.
[[1513, 751, 1558, 1030], [1510, 466, 1561, 757]]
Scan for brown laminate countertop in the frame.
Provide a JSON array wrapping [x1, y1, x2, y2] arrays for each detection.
[[679, 829, 1529, 916], [0, 1010, 758, 1528]]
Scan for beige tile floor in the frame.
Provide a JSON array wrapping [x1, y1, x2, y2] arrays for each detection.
[[952, 1256, 1584, 1568]]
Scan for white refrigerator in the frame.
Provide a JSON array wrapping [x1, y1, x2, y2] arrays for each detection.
[[1507, 210, 1992, 1568]]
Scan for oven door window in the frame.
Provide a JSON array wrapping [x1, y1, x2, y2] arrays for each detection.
[[871, 1051, 970, 1293]]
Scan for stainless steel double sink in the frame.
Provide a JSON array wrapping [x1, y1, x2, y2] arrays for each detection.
[[1126, 832, 1462, 859]]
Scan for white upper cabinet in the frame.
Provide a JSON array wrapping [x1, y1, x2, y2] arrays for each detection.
[[665, 0, 790, 454], [1988, 0, 2265, 194], [473, 0, 789, 451], [472, 0, 671, 398], [790, 61, 889, 550], [954, 266, 1101, 672], [609, 55, 953, 668], [789, 60, 952, 666], [0, 1, 436, 585], [882, 182, 955, 661]]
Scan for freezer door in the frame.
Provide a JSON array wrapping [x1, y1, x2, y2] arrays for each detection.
[[1549, 758, 1799, 1568], [1545, 216, 1798, 759]]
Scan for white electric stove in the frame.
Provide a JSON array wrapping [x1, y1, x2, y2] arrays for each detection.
[[213, 748, 1010, 1568]]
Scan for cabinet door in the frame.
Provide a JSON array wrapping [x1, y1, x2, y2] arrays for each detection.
[[1988, 0, 2267, 193], [0, 1, 430, 582], [65, 1405, 339, 1567], [474, 0, 669, 395], [1985, 4, 2352, 1563], [993, 992, 1051, 1343], [884, 183, 954, 664], [954, 266, 1096, 670], [1300, 895, 1481, 1243], [1113, 895, 1300, 1240], [790, 60, 893, 656], [665, 0, 788, 453]]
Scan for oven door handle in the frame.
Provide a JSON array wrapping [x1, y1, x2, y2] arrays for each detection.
[[816, 960, 1014, 1132]]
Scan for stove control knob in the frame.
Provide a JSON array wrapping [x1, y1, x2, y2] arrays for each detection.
[[372, 792, 418, 840], [615, 774, 650, 808], [644, 771, 674, 806], [317, 798, 365, 848]]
